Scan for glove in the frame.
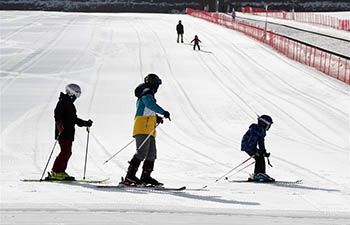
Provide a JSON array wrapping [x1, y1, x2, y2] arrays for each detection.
[[156, 115, 163, 124], [163, 111, 171, 120], [57, 123, 64, 133], [254, 151, 261, 158], [85, 119, 93, 127], [263, 152, 271, 158]]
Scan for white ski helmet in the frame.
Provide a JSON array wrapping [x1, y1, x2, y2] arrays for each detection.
[[65, 83, 81, 98]]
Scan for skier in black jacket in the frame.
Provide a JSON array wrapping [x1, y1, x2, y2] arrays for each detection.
[[47, 83, 93, 180], [176, 20, 184, 43]]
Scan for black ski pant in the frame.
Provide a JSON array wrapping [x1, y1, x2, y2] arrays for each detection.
[[246, 149, 265, 174], [177, 33, 183, 43], [193, 43, 200, 50]]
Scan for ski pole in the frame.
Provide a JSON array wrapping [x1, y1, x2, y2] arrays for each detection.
[[225, 161, 255, 181], [267, 157, 273, 167], [40, 133, 61, 181], [83, 127, 90, 180], [104, 119, 163, 164], [104, 138, 135, 164], [198, 156, 254, 190], [215, 156, 253, 183], [135, 123, 159, 151]]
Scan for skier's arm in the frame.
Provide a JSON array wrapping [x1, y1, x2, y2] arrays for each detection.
[[54, 101, 64, 129], [76, 118, 93, 127], [142, 94, 165, 114], [75, 117, 86, 127], [257, 137, 267, 153]]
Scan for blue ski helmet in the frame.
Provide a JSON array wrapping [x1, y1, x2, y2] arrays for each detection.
[[258, 115, 273, 130]]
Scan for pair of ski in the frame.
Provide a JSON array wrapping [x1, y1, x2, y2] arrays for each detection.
[[22, 178, 110, 184], [21, 177, 188, 191], [96, 177, 187, 191], [228, 179, 303, 185]]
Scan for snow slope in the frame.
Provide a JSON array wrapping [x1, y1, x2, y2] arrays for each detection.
[[1, 11, 349, 224]]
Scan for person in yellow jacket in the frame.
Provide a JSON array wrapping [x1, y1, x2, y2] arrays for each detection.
[[123, 74, 171, 186]]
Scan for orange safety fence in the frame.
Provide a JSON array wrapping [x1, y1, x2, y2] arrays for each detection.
[[186, 8, 350, 85], [241, 7, 350, 31]]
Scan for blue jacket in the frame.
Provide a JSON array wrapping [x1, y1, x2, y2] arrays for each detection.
[[241, 124, 266, 152], [133, 83, 165, 137]]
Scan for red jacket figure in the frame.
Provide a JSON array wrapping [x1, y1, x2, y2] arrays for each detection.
[[191, 35, 201, 50]]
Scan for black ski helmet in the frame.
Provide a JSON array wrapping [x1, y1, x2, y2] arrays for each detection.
[[144, 73, 162, 85], [65, 83, 81, 98], [258, 115, 273, 130], [144, 73, 162, 93]]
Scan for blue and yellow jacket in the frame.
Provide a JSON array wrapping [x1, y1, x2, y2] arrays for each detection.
[[241, 123, 266, 153], [133, 83, 165, 137]]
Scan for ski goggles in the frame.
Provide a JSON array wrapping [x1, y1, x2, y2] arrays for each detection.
[[259, 117, 272, 130]]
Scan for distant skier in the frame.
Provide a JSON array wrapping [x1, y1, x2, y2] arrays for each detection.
[[176, 20, 184, 43], [191, 35, 201, 50], [231, 8, 236, 19], [122, 73, 171, 186], [47, 83, 93, 180], [241, 115, 274, 182]]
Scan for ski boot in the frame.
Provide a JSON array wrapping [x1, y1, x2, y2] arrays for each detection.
[[140, 172, 163, 186], [249, 173, 275, 182], [121, 156, 142, 186], [46, 171, 75, 181], [140, 160, 163, 187]]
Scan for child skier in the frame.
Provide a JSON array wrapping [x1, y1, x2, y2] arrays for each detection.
[[47, 83, 93, 180], [241, 115, 274, 182], [191, 35, 201, 50], [122, 73, 171, 186]]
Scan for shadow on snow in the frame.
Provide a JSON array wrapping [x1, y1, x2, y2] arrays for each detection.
[[64, 182, 260, 206]]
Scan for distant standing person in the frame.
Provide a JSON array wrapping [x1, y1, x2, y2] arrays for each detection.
[[176, 20, 184, 43], [232, 8, 236, 19], [47, 84, 93, 180], [191, 35, 201, 50]]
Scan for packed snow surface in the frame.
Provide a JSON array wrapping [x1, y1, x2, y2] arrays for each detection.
[[0, 11, 349, 224]]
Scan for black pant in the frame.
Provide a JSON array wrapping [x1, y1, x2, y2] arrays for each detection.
[[246, 149, 265, 174], [177, 33, 183, 43], [193, 43, 200, 50]]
